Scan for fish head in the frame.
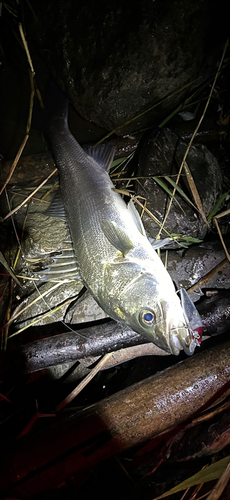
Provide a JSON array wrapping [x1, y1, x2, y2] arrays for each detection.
[[115, 274, 201, 355]]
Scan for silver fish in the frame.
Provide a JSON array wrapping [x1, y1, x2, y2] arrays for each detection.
[[44, 85, 201, 355]]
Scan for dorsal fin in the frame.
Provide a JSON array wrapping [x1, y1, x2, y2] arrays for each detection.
[[83, 143, 116, 172]]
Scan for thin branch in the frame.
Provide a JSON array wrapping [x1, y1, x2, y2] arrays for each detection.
[[0, 136, 29, 196], [214, 218, 230, 262], [8, 291, 78, 338], [2, 281, 67, 330], [56, 352, 115, 411], [2, 168, 57, 221], [18, 23, 35, 77], [183, 161, 208, 225], [206, 462, 230, 500], [187, 258, 229, 294], [0, 26, 36, 197]]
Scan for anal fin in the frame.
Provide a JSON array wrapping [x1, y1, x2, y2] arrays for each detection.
[[29, 225, 81, 282], [45, 190, 67, 220], [127, 201, 146, 237]]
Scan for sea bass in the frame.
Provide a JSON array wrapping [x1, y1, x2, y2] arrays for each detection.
[[43, 84, 202, 355]]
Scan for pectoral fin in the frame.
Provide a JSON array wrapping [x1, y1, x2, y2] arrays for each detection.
[[101, 220, 134, 255], [127, 201, 146, 236], [148, 237, 172, 249]]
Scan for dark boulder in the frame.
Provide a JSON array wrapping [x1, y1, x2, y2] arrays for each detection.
[[26, 0, 228, 133], [137, 128, 223, 240]]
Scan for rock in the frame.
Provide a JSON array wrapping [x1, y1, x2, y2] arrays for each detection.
[[137, 128, 223, 240], [24, 0, 228, 134], [15, 209, 108, 330], [0, 153, 56, 187], [163, 240, 230, 303], [14, 280, 83, 329], [23, 213, 68, 257]]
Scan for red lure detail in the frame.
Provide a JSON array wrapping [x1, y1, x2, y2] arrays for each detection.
[[194, 326, 203, 343]]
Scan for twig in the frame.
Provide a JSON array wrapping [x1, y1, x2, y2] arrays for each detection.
[[196, 492, 211, 500], [20, 322, 170, 374], [214, 218, 230, 262], [18, 23, 35, 77], [215, 208, 230, 220], [183, 161, 208, 225], [180, 488, 190, 500], [8, 291, 78, 338], [192, 397, 230, 426], [99, 344, 170, 369], [2, 168, 58, 221], [187, 482, 204, 500], [206, 462, 230, 500], [0, 136, 29, 197], [134, 198, 172, 237], [0, 251, 21, 287], [187, 258, 229, 294], [13, 202, 31, 270], [56, 341, 171, 411], [0, 30, 36, 197], [7, 190, 50, 204], [1, 277, 13, 350], [2, 281, 68, 331], [56, 352, 114, 411]]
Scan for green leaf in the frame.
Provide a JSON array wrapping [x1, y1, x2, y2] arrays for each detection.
[[207, 192, 229, 222], [153, 177, 184, 213], [153, 455, 230, 499], [168, 234, 202, 245], [25, 0, 40, 23], [111, 153, 135, 178], [158, 103, 183, 128], [180, 236, 203, 243], [111, 157, 127, 168], [164, 176, 197, 210]]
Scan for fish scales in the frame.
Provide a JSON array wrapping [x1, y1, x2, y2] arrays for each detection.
[[44, 84, 202, 355]]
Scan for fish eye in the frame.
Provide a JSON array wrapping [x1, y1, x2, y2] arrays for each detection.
[[139, 309, 156, 327]]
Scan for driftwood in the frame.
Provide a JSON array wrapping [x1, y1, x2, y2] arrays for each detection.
[[1, 341, 230, 499], [14, 289, 230, 373], [18, 320, 169, 373]]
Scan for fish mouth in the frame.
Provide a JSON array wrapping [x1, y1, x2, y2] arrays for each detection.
[[157, 298, 201, 356], [155, 321, 198, 356], [169, 325, 198, 356]]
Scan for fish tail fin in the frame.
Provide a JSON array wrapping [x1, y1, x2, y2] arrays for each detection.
[[43, 79, 68, 124], [33, 79, 68, 133]]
